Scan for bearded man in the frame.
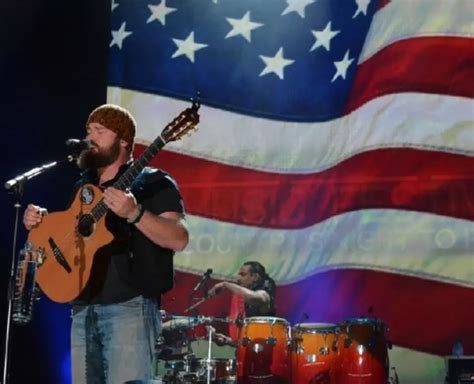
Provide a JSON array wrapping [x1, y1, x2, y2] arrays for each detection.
[[23, 104, 189, 383]]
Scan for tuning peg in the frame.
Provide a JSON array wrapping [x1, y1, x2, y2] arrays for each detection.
[[190, 91, 201, 109]]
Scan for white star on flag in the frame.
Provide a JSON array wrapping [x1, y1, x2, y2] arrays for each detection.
[[172, 32, 208, 63], [259, 47, 295, 80], [353, 0, 371, 18], [310, 21, 340, 52], [147, 0, 176, 25], [281, 0, 316, 18], [331, 50, 354, 82], [226, 11, 264, 43], [110, 22, 132, 49], [111, 0, 119, 11]]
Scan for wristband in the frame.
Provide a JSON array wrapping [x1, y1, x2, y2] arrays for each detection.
[[127, 204, 144, 224]]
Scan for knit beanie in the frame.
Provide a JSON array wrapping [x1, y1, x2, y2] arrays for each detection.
[[86, 104, 136, 145]]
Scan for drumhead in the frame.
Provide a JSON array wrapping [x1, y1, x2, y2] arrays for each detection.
[[341, 317, 385, 326], [244, 316, 289, 325], [293, 322, 337, 333], [194, 358, 236, 367]]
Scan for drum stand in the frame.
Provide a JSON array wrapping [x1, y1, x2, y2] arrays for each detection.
[[205, 326, 214, 384]]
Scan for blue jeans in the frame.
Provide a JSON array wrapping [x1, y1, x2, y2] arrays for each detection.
[[71, 296, 161, 384]]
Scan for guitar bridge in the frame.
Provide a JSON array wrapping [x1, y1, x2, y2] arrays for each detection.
[[48, 238, 72, 273]]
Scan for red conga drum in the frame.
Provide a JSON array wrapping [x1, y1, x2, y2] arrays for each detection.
[[237, 316, 290, 383], [334, 318, 389, 383], [290, 323, 338, 383]]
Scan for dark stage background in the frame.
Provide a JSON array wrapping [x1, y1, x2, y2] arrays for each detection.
[[0, 1, 109, 382], [1, 1, 472, 383]]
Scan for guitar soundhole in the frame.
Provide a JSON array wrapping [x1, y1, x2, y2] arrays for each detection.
[[77, 214, 95, 237]]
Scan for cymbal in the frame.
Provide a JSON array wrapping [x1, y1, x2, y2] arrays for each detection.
[[211, 317, 232, 323], [162, 315, 233, 331], [162, 316, 200, 331]]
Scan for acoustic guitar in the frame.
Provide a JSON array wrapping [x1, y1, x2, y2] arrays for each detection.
[[27, 100, 200, 303]]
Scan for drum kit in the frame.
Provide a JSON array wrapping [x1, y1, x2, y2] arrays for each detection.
[[155, 313, 393, 383], [156, 312, 237, 383]]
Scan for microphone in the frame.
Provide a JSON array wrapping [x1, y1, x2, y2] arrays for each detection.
[[4, 161, 57, 191], [192, 268, 212, 294], [65, 138, 91, 152]]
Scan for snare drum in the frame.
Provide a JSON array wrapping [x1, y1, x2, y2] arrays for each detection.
[[335, 318, 389, 383], [290, 323, 338, 383], [237, 316, 290, 383], [165, 357, 235, 383], [189, 358, 236, 382]]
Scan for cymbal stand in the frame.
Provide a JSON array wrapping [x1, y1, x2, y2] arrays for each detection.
[[206, 325, 214, 384]]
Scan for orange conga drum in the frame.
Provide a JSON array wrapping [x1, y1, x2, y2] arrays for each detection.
[[290, 323, 338, 383], [334, 317, 389, 383], [237, 316, 290, 383]]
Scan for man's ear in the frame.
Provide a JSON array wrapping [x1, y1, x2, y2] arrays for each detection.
[[120, 139, 128, 148], [252, 273, 260, 285]]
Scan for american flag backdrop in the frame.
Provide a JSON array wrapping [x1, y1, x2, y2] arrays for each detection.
[[107, 0, 474, 381]]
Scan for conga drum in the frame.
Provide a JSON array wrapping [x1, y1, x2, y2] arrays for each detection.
[[335, 317, 389, 383], [237, 316, 290, 383], [290, 323, 338, 383]]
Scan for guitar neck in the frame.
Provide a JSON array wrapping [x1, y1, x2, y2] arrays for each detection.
[[114, 136, 166, 190], [90, 135, 167, 222]]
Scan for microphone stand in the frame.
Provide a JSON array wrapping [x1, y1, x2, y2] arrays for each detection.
[[187, 271, 211, 315], [203, 275, 209, 299], [2, 158, 73, 384]]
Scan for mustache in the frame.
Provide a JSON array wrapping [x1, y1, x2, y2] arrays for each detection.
[[86, 141, 99, 150]]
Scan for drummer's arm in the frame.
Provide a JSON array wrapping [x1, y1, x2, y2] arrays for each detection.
[[213, 332, 238, 348], [211, 281, 270, 304]]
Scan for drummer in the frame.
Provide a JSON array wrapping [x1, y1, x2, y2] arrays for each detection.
[[208, 261, 276, 346]]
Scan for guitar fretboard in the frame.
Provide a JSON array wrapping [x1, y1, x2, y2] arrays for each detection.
[[90, 136, 166, 222]]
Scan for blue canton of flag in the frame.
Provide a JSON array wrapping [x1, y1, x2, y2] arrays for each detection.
[[108, 0, 375, 121]]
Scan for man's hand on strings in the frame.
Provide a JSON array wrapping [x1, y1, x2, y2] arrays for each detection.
[[103, 187, 138, 220]]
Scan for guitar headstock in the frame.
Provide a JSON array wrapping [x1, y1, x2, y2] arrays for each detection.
[[161, 99, 200, 143]]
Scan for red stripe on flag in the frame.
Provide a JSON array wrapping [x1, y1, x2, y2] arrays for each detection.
[[163, 269, 474, 355], [137, 146, 474, 228], [346, 37, 474, 113], [376, 0, 391, 11]]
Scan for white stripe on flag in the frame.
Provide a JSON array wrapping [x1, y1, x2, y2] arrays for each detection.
[[388, 345, 446, 384], [359, 0, 474, 63], [175, 209, 474, 287], [107, 87, 474, 173]]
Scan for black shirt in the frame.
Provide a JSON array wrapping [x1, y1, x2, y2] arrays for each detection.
[[72, 163, 184, 304], [245, 279, 276, 317]]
